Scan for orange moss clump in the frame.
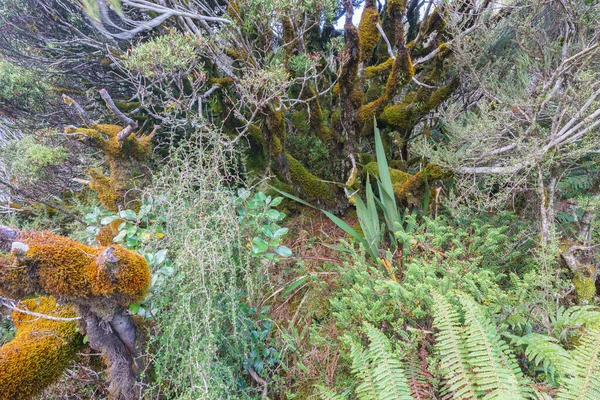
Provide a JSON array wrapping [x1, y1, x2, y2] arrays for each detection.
[[0, 231, 150, 309], [65, 124, 151, 212], [0, 297, 82, 400]]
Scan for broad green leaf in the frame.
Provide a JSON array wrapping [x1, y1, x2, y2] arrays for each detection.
[[274, 245, 292, 257], [252, 237, 269, 253]]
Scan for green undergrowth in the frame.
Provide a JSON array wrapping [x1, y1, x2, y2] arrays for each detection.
[[269, 208, 581, 398], [141, 128, 286, 399]]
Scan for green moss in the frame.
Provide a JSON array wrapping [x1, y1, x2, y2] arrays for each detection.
[[392, 164, 452, 204], [358, 46, 414, 121], [365, 58, 394, 78], [573, 270, 596, 305], [360, 153, 375, 164], [425, 78, 459, 110], [113, 101, 140, 113], [365, 84, 383, 103], [422, 8, 445, 36], [358, 3, 380, 62], [266, 109, 286, 157], [363, 162, 412, 185], [292, 111, 310, 135], [285, 154, 335, 205], [380, 103, 414, 129]]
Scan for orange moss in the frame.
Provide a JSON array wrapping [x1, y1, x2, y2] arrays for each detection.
[[89, 169, 121, 212], [0, 297, 82, 400], [0, 231, 150, 307], [96, 225, 116, 246], [65, 124, 151, 211]]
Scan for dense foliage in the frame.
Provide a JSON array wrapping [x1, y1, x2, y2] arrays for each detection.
[[0, 0, 598, 399]]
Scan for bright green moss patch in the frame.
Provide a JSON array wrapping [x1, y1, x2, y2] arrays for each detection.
[[573, 270, 596, 305]]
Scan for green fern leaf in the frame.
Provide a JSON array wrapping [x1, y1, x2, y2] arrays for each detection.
[[432, 291, 478, 400], [510, 333, 573, 381], [349, 336, 379, 400], [362, 322, 415, 400], [459, 294, 524, 398], [556, 326, 600, 400]]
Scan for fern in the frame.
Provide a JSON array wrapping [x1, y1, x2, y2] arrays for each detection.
[[508, 333, 572, 384], [555, 326, 600, 400], [315, 385, 348, 400], [350, 336, 380, 399], [459, 294, 525, 399], [432, 291, 477, 400], [550, 306, 600, 341], [348, 323, 415, 400]]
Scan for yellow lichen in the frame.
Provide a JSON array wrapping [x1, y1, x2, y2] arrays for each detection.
[[0, 297, 82, 400]]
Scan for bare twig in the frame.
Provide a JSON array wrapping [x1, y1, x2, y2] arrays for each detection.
[[248, 366, 268, 400], [99, 88, 137, 127], [99, 89, 138, 142], [0, 179, 85, 224], [376, 23, 396, 60], [62, 94, 95, 126], [1, 297, 82, 322]]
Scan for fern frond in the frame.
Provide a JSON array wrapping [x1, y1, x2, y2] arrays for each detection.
[[404, 343, 434, 400], [551, 306, 600, 340], [349, 336, 379, 400], [431, 291, 477, 400], [362, 322, 415, 400], [458, 294, 523, 399], [510, 333, 573, 381], [315, 385, 347, 400], [556, 326, 600, 400]]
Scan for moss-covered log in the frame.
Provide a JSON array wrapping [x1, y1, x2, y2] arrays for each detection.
[[0, 297, 82, 400], [0, 226, 150, 400]]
